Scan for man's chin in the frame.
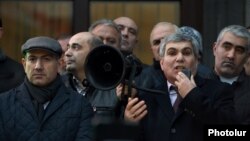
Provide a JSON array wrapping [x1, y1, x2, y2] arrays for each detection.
[[221, 70, 237, 78], [32, 81, 48, 87], [66, 66, 76, 72]]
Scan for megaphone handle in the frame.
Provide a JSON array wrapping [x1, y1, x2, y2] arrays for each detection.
[[127, 62, 137, 97]]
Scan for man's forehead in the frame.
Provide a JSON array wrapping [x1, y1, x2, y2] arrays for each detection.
[[114, 17, 137, 28], [93, 25, 117, 33], [165, 41, 192, 48], [220, 32, 248, 46], [69, 37, 85, 45]]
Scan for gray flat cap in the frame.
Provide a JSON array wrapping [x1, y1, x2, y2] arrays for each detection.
[[22, 36, 62, 57]]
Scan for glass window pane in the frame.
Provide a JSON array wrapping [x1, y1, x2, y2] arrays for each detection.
[[0, 1, 72, 61]]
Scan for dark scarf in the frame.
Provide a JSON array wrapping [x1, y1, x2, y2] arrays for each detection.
[[24, 75, 62, 122], [24, 75, 62, 121], [24, 75, 62, 104]]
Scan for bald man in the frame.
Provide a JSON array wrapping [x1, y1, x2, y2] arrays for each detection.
[[114, 16, 138, 53]]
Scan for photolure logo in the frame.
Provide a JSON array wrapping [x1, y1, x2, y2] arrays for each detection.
[[208, 129, 247, 136], [204, 124, 250, 140]]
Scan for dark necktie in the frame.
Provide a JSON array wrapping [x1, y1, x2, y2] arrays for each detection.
[[170, 86, 182, 112]]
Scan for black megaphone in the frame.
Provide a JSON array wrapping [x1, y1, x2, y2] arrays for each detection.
[[84, 45, 126, 90]]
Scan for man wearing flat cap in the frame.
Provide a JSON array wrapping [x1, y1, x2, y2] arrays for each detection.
[[0, 36, 94, 141]]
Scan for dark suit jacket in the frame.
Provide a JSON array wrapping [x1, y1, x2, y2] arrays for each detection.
[[0, 82, 94, 141], [135, 59, 165, 90], [139, 75, 237, 141]]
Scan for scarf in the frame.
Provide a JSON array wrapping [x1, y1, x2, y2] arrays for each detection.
[[24, 75, 62, 121], [24, 75, 62, 104]]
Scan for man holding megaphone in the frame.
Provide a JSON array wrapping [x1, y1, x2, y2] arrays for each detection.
[[64, 32, 131, 122]]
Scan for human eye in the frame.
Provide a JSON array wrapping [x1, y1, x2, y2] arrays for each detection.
[[129, 28, 137, 36], [235, 46, 246, 54], [222, 42, 232, 51], [71, 44, 81, 50], [153, 39, 161, 46], [27, 56, 37, 62], [117, 25, 124, 31], [108, 39, 116, 45], [43, 57, 52, 62], [166, 48, 177, 56], [182, 48, 193, 56]]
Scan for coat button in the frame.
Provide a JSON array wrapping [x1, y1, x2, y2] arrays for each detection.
[[171, 128, 176, 133]]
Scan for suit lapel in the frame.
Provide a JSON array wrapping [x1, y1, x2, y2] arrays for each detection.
[[173, 75, 206, 120], [154, 83, 175, 120]]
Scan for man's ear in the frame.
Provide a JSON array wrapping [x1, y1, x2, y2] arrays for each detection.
[[21, 58, 26, 69], [160, 58, 164, 71], [212, 42, 217, 56]]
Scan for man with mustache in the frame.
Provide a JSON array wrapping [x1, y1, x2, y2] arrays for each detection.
[[210, 25, 250, 124]]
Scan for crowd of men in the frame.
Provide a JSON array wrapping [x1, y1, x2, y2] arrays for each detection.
[[0, 17, 250, 141]]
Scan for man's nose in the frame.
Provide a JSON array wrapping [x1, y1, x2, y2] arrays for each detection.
[[65, 48, 72, 57], [122, 28, 129, 37], [35, 59, 43, 69], [176, 52, 184, 61], [227, 49, 236, 59]]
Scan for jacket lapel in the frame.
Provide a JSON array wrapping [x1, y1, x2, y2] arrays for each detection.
[[42, 85, 70, 122], [16, 84, 38, 119], [154, 83, 175, 120], [173, 75, 206, 120]]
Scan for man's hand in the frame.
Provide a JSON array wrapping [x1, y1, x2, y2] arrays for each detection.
[[116, 83, 137, 100], [124, 97, 147, 122], [175, 71, 196, 98]]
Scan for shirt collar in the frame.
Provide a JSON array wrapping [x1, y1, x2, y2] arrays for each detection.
[[167, 81, 175, 91]]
